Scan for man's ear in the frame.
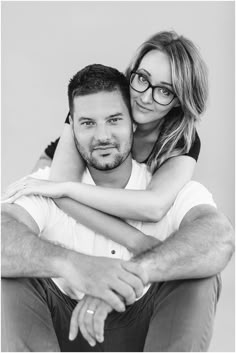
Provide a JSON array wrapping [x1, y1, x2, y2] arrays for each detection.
[[69, 114, 73, 125]]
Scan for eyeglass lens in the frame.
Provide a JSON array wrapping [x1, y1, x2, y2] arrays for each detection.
[[130, 72, 174, 105]]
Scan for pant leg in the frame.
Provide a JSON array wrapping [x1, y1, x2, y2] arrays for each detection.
[[1, 277, 61, 352], [95, 284, 160, 352], [144, 275, 222, 352]]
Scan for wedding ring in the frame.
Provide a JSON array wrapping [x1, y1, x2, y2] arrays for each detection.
[[86, 309, 95, 315]]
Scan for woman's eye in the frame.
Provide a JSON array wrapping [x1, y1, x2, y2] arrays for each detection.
[[158, 87, 172, 96], [138, 74, 148, 84]]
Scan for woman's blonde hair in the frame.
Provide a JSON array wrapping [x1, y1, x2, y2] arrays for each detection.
[[126, 31, 208, 172]]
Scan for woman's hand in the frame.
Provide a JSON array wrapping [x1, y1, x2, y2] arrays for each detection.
[[69, 295, 113, 346], [1, 177, 69, 203]]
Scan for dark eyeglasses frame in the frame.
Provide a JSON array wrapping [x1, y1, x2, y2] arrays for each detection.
[[130, 71, 176, 106]]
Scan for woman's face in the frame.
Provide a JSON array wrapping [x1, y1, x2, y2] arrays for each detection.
[[130, 49, 179, 126]]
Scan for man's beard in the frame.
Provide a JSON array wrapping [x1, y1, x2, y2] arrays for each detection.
[[74, 137, 132, 171]]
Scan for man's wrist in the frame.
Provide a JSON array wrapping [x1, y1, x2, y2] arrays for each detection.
[[132, 248, 163, 284], [50, 246, 74, 278]]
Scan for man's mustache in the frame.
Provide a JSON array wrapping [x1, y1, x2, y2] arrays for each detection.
[[92, 142, 119, 150]]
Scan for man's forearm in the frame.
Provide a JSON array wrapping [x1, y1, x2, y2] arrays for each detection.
[[1, 210, 69, 278], [133, 208, 234, 282]]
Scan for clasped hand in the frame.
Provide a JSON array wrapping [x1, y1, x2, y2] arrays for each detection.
[[69, 295, 112, 346], [66, 256, 148, 346]]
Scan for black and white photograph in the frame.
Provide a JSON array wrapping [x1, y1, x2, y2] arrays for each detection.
[[1, 1, 235, 352]]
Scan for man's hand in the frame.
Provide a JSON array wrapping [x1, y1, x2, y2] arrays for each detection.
[[69, 295, 112, 346], [62, 254, 148, 312]]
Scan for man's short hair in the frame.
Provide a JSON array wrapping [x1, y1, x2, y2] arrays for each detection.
[[68, 64, 131, 117]]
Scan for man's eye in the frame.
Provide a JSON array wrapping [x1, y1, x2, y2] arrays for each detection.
[[81, 121, 94, 126], [108, 118, 121, 124]]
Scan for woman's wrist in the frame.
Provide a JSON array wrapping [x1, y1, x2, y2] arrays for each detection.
[[65, 181, 81, 199]]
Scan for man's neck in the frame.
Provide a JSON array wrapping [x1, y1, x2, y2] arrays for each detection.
[[87, 155, 133, 188]]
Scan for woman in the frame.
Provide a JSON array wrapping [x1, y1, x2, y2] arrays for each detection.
[[3, 31, 208, 254]]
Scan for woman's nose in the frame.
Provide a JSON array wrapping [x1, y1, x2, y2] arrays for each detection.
[[140, 87, 153, 104]]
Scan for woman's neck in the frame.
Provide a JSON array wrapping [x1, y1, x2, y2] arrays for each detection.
[[135, 119, 163, 141]]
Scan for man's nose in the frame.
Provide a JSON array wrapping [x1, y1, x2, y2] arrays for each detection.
[[140, 87, 153, 104], [95, 124, 111, 141]]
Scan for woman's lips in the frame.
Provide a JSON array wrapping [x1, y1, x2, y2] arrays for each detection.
[[135, 101, 153, 112]]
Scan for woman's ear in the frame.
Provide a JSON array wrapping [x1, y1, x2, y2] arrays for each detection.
[[173, 99, 181, 108]]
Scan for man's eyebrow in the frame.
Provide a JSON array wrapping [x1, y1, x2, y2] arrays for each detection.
[[78, 117, 94, 121], [108, 113, 123, 118], [138, 69, 173, 87]]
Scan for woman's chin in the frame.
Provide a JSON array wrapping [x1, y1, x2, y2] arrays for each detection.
[[132, 109, 150, 125]]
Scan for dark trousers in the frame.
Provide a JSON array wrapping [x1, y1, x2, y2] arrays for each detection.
[[1, 275, 221, 352]]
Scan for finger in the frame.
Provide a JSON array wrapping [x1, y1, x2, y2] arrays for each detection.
[[101, 289, 126, 312], [111, 279, 135, 306], [69, 300, 84, 341], [1, 190, 26, 204], [4, 181, 30, 199], [3, 186, 22, 199], [119, 269, 145, 299], [78, 299, 96, 347], [1, 197, 16, 204], [5, 178, 29, 193], [83, 298, 100, 340], [122, 261, 149, 286], [93, 303, 111, 343]]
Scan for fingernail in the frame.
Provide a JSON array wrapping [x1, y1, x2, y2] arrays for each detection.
[[96, 335, 104, 342], [90, 341, 95, 347], [69, 334, 74, 341], [120, 305, 126, 312]]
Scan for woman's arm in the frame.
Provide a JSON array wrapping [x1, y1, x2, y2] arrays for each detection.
[[59, 155, 196, 222], [32, 123, 85, 178], [32, 151, 52, 172], [49, 123, 85, 182], [52, 198, 161, 256], [11, 156, 196, 223], [2, 181, 160, 256]]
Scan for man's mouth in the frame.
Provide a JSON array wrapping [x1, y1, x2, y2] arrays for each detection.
[[93, 145, 115, 151], [92, 145, 117, 156]]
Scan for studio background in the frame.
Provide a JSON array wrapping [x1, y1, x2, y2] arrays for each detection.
[[2, 1, 235, 351]]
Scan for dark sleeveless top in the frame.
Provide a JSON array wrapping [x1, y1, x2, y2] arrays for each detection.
[[45, 113, 201, 162]]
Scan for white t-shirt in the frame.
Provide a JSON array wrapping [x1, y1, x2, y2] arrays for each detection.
[[15, 160, 216, 297]]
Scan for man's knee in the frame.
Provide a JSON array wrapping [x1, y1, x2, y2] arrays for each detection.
[[145, 275, 222, 352], [1, 278, 60, 352]]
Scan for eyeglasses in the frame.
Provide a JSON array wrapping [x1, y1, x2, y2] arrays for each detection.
[[130, 71, 176, 106]]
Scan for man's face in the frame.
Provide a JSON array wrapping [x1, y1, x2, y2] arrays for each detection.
[[71, 90, 133, 171]]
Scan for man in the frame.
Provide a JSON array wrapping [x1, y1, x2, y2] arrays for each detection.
[[2, 64, 234, 352]]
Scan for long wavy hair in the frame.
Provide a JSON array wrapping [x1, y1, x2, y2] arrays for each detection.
[[126, 31, 208, 173]]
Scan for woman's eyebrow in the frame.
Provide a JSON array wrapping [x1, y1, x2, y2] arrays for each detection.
[[137, 68, 151, 76], [138, 69, 173, 87], [160, 81, 173, 87]]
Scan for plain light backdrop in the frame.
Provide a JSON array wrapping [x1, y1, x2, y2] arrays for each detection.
[[1, 1, 235, 351]]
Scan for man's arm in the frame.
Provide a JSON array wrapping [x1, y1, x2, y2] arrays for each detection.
[[1, 202, 64, 277], [69, 204, 235, 344], [1, 202, 147, 311], [128, 205, 234, 282]]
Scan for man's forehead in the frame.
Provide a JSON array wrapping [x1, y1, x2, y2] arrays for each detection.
[[73, 90, 129, 117]]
